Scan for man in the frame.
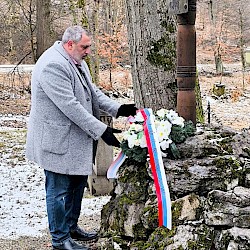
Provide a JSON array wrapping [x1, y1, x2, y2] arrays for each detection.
[[25, 26, 137, 250]]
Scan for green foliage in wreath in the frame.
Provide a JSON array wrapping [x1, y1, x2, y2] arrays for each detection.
[[121, 120, 195, 163], [120, 142, 148, 163]]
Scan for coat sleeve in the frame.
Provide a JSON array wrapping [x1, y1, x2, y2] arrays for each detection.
[[39, 62, 107, 140], [81, 60, 121, 117], [92, 85, 121, 117]]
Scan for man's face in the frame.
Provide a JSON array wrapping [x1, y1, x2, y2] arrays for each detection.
[[67, 33, 92, 63]]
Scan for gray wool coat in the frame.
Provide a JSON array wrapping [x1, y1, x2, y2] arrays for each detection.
[[25, 41, 121, 175]]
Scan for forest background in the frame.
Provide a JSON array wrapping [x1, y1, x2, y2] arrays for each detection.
[[0, 0, 250, 64], [1, 0, 250, 75], [0, 1, 250, 248], [0, 0, 250, 125]]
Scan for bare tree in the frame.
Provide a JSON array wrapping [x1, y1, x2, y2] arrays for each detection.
[[36, 0, 53, 60], [101, 0, 125, 35], [85, 0, 101, 85], [0, 0, 36, 63]]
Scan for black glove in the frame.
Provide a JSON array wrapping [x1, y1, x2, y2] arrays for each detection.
[[116, 104, 138, 118], [101, 127, 122, 147]]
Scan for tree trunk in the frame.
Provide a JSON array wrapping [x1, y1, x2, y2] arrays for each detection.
[[124, 0, 177, 111], [102, 0, 122, 35], [36, 0, 52, 60], [89, 0, 100, 85], [239, 8, 245, 90]]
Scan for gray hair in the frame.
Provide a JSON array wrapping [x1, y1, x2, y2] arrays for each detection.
[[62, 26, 90, 44]]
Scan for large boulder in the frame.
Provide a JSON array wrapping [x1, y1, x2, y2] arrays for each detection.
[[98, 125, 250, 249]]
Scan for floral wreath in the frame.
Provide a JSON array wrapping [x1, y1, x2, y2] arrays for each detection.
[[120, 108, 195, 163]]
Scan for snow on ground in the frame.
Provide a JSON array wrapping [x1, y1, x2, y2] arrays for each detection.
[[0, 115, 110, 240], [0, 72, 249, 240]]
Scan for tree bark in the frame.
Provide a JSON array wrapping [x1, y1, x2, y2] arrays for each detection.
[[124, 0, 177, 111], [36, 0, 52, 60], [89, 0, 100, 85]]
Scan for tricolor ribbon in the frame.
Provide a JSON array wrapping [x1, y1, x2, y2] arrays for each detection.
[[107, 151, 127, 179], [140, 108, 172, 229], [107, 108, 172, 229]]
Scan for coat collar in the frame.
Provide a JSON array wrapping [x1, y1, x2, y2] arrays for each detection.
[[53, 41, 71, 61], [53, 41, 90, 91]]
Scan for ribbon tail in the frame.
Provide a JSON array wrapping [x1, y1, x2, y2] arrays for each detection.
[[107, 151, 127, 179], [141, 108, 172, 230]]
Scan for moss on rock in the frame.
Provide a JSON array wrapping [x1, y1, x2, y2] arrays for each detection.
[[212, 156, 243, 182]]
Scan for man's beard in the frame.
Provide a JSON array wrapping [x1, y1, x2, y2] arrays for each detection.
[[72, 52, 86, 64]]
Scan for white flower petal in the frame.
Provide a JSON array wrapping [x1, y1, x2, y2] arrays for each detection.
[[161, 151, 167, 157], [159, 139, 172, 150], [134, 111, 144, 122], [140, 135, 147, 148], [156, 108, 167, 118], [127, 134, 137, 148]]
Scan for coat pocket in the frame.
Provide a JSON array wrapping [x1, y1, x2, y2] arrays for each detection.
[[42, 122, 71, 154]]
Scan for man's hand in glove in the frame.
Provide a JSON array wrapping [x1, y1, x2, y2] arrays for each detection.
[[116, 104, 138, 118], [101, 127, 122, 147]]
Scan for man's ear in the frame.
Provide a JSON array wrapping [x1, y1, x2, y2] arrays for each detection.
[[67, 40, 73, 49]]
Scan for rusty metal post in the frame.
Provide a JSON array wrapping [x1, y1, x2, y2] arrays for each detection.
[[176, 0, 197, 125]]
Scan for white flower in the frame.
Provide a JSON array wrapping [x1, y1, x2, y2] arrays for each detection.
[[157, 126, 168, 142], [171, 116, 185, 128], [161, 151, 167, 157], [159, 120, 172, 136], [159, 139, 173, 150], [135, 131, 147, 148], [166, 110, 184, 127], [135, 124, 144, 132], [134, 111, 144, 122], [139, 134, 147, 148], [156, 108, 167, 118], [155, 120, 172, 142], [128, 123, 143, 134], [122, 130, 130, 140], [166, 109, 179, 121], [128, 123, 137, 131], [127, 133, 137, 148]]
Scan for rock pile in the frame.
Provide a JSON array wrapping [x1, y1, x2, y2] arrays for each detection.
[[99, 125, 250, 249]]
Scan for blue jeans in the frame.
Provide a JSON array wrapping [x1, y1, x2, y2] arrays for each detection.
[[44, 170, 88, 246]]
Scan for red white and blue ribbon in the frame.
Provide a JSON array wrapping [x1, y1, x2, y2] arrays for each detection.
[[140, 108, 172, 229], [107, 151, 127, 179], [107, 108, 172, 229]]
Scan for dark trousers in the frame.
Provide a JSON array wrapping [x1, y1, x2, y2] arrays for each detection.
[[44, 170, 88, 246]]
